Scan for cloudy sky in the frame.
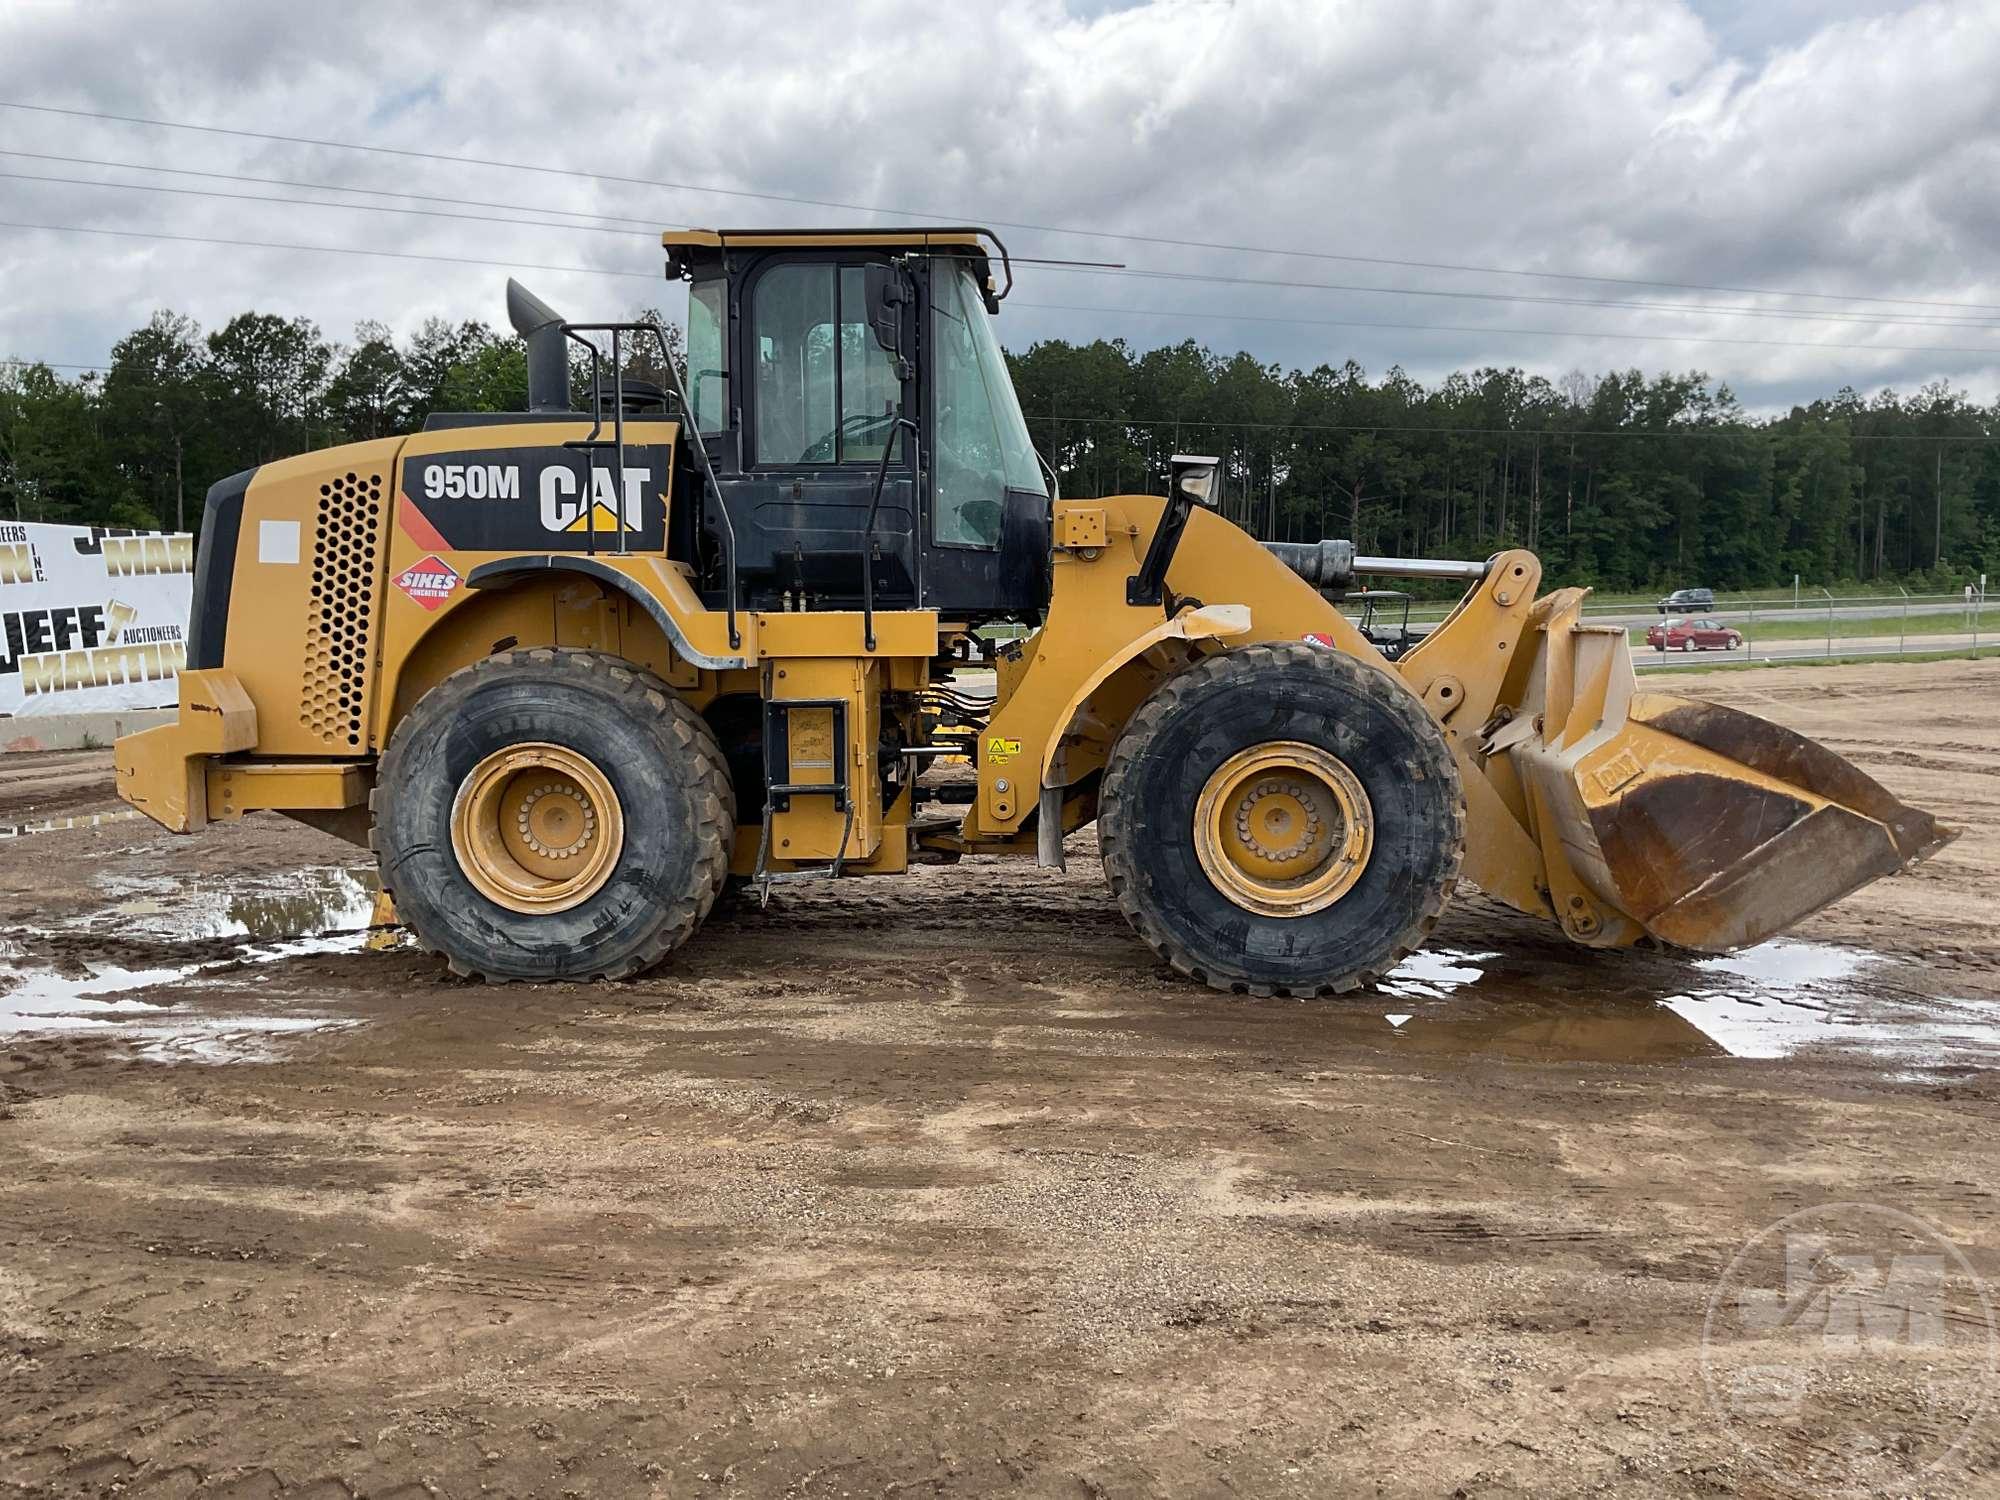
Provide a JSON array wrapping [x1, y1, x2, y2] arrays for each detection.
[[2, 0, 1997, 412]]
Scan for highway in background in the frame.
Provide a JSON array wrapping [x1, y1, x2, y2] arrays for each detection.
[[1586, 598, 1978, 630], [1632, 633, 1996, 669]]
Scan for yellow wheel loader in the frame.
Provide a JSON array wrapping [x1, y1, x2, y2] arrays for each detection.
[[114, 227, 1952, 991]]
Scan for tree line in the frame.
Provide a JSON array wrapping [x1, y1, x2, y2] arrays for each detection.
[[0, 309, 676, 534], [1010, 339, 1999, 594], [3, 308, 1995, 593]]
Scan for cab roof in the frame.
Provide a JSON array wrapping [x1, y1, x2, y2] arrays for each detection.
[[661, 227, 990, 252], [661, 227, 1011, 308]]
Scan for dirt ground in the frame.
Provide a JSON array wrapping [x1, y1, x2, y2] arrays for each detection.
[[2, 656, 1998, 1498]]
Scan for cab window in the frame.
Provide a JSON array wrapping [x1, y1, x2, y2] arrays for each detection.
[[750, 262, 902, 466], [687, 278, 728, 433]]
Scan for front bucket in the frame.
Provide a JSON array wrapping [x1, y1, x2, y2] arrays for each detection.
[[1499, 606, 1955, 952]]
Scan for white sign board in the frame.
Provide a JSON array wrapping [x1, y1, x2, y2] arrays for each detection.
[[0, 521, 192, 718]]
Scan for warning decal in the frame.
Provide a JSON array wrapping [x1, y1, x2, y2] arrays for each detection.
[[394, 555, 460, 611]]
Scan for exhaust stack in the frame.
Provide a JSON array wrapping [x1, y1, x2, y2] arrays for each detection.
[[506, 278, 571, 413]]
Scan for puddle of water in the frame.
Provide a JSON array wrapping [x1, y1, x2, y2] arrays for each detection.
[[1370, 939, 2000, 1077], [91, 865, 381, 942], [2, 963, 200, 1021], [1692, 941, 1872, 990], [0, 808, 148, 840], [0, 865, 386, 1061], [0, 960, 357, 1062], [1381, 949, 1500, 999]]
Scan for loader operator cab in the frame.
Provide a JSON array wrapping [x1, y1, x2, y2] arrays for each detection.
[[666, 228, 1051, 625]]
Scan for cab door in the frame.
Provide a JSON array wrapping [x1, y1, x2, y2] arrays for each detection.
[[722, 255, 918, 608]]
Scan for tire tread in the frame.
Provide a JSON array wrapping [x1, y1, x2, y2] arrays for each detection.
[[374, 647, 733, 983], [1098, 643, 1464, 997]]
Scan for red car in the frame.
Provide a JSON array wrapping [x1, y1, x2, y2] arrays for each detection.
[[1646, 616, 1742, 652]]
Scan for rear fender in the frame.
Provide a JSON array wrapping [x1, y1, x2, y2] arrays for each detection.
[[376, 570, 719, 738]]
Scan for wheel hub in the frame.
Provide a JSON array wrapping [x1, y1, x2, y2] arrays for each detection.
[[1194, 742, 1373, 916], [515, 781, 599, 860], [451, 744, 625, 914]]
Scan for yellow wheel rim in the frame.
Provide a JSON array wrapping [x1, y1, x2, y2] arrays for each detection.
[[1192, 741, 1373, 917], [450, 743, 624, 915]]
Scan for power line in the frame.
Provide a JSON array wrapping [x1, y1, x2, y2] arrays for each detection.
[[5, 98, 1997, 317], [0, 166, 1116, 271], [1009, 299, 2000, 360], [1032, 264, 2000, 331], [0, 169, 664, 240], [0, 148, 667, 228], [1022, 410, 2000, 443], [0, 219, 660, 281], [9, 166, 1996, 333], [6, 217, 2000, 361]]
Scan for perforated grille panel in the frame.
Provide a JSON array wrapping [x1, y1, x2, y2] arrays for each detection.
[[301, 470, 385, 747]]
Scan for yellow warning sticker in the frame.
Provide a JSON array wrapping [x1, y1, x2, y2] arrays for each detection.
[[986, 735, 1022, 764]]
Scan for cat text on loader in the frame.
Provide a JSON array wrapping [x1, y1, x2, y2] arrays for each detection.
[[115, 227, 1954, 991]]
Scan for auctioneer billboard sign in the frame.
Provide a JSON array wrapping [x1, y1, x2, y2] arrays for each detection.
[[0, 521, 192, 718]]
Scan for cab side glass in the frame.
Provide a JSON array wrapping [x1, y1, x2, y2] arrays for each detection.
[[931, 266, 1043, 547], [751, 262, 902, 466], [688, 278, 728, 433]]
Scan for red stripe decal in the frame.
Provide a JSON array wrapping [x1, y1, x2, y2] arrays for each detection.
[[397, 493, 451, 552]]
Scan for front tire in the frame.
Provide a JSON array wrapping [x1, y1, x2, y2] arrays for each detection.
[[1098, 643, 1464, 996], [373, 648, 734, 981]]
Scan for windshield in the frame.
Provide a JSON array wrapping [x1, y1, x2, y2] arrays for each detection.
[[960, 271, 1044, 495], [931, 265, 1045, 546]]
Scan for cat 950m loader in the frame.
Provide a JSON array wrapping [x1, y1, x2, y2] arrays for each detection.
[[114, 227, 1951, 991]]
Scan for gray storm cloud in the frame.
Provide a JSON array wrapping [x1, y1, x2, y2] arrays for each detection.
[[1, 0, 1995, 410]]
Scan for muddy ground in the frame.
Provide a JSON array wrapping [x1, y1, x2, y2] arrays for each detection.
[[2, 656, 1998, 1498]]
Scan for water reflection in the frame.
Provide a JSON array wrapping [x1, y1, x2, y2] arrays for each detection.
[[0, 809, 148, 840], [1371, 940, 1999, 1075], [0, 865, 387, 1061], [93, 866, 380, 942]]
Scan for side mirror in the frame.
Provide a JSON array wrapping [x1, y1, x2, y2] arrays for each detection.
[[864, 263, 905, 355], [1129, 453, 1223, 608], [1171, 453, 1221, 509]]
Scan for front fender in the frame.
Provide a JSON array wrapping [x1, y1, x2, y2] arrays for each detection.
[[1040, 603, 1252, 788]]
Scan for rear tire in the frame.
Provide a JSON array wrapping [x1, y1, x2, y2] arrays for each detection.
[[373, 648, 734, 981], [1098, 643, 1464, 996]]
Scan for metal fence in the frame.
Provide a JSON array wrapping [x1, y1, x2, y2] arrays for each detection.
[[979, 584, 1999, 667], [1396, 587, 1997, 666]]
